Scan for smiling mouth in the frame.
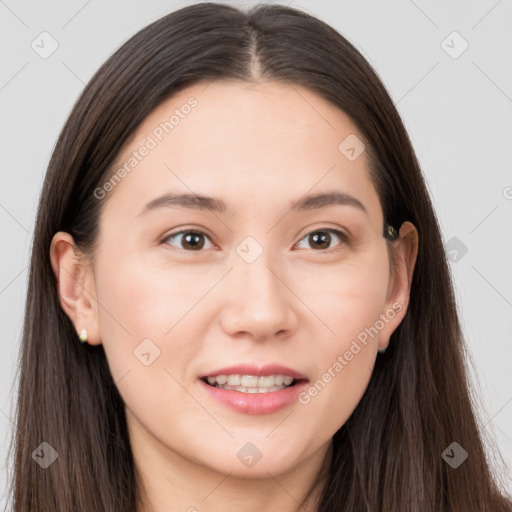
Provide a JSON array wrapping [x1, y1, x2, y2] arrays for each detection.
[[200, 374, 305, 393]]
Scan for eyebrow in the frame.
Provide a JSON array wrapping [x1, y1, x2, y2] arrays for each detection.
[[137, 191, 368, 217]]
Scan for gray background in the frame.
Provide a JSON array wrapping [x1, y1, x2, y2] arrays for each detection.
[[1, 0, 511, 503]]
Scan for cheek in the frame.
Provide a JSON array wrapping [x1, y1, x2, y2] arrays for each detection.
[[92, 247, 207, 386], [295, 249, 390, 430], [93, 252, 205, 436], [296, 246, 391, 340], [95, 243, 209, 337]]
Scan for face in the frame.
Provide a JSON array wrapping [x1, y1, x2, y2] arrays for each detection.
[[59, 80, 413, 480]]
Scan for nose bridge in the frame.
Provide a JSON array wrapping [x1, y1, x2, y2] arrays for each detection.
[[221, 235, 294, 337], [235, 236, 285, 306]]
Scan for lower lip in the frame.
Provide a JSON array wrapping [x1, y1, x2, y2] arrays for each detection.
[[198, 379, 309, 415]]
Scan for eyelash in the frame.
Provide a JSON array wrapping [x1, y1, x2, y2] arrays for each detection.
[[160, 227, 349, 254]]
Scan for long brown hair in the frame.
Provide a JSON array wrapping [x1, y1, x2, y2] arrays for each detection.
[[6, 2, 512, 511]]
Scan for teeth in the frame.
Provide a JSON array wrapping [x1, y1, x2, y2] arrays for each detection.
[[241, 375, 259, 387], [258, 376, 275, 387], [212, 384, 289, 393], [204, 374, 297, 391], [228, 375, 241, 386], [215, 375, 228, 385]]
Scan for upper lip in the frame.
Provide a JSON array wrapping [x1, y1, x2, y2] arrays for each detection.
[[200, 364, 308, 380]]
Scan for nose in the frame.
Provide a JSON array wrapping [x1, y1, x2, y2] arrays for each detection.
[[219, 252, 298, 342]]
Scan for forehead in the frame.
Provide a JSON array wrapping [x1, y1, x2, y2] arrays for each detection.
[[103, 80, 383, 226]]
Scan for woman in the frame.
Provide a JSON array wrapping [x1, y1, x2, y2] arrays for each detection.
[[7, 2, 512, 511]]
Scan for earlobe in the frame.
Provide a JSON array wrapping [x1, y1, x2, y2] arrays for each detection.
[[49, 232, 101, 345], [378, 221, 419, 351]]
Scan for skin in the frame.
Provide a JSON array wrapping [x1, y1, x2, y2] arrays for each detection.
[[50, 80, 418, 512]]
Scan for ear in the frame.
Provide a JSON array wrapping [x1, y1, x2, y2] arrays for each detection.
[[378, 221, 419, 351], [49, 231, 101, 345]]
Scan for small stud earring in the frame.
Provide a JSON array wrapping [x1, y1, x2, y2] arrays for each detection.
[[78, 329, 88, 344], [378, 347, 387, 354]]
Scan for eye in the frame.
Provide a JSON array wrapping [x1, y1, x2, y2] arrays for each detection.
[[162, 230, 214, 252], [295, 228, 348, 253], [161, 227, 348, 253]]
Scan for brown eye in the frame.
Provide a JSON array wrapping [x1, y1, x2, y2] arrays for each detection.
[[296, 228, 348, 253], [162, 230, 213, 251], [161, 227, 348, 254]]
